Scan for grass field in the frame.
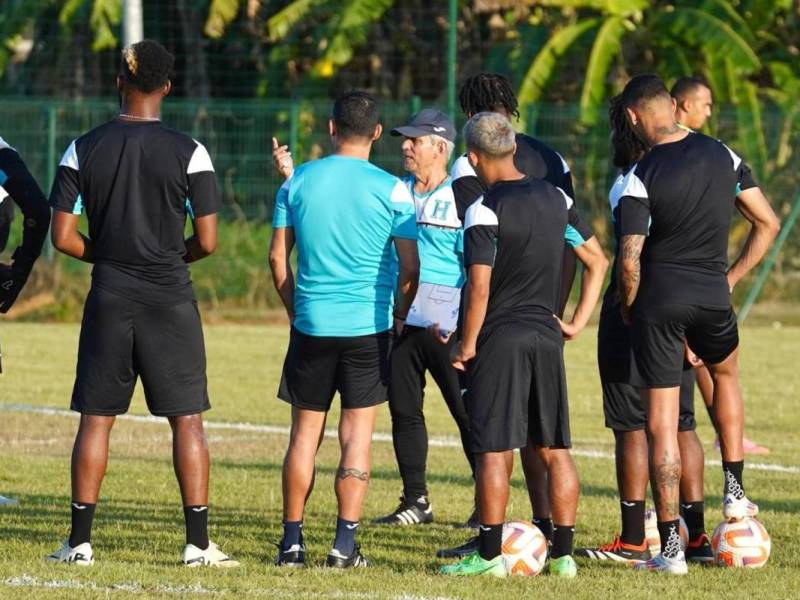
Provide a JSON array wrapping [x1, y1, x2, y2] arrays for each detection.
[[0, 322, 798, 599]]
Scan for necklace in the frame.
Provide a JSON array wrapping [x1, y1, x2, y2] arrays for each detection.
[[118, 113, 160, 122]]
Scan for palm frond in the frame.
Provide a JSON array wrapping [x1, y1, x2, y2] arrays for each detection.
[[578, 16, 626, 125], [205, 0, 241, 39]]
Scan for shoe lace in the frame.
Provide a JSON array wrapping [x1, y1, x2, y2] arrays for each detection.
[[598, 535, 623, 552]]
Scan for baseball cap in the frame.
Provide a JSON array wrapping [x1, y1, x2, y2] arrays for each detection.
[[391, 108, 456, 142]]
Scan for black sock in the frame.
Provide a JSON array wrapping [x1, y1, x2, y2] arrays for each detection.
[[722, 461, 745, 499], [183, 505, 209, 550], [619, 500, 646, 546], [478, 523, 503, 560], [69, 501, 96, 547], [281, 520, 303, 551], [551, 524, 575, 559], [532, 517, 553, 543], [403, 493, 429, 508], [657, 519, 682, 559], [681, 501, 705, 539], [333, 517, 358, 556]]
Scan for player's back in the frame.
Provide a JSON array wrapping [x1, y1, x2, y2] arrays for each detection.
[[619, 133, 739, 307], [51, 119, 219, 305], [465, 176, 570, 328], [276, 155, 416, 336]]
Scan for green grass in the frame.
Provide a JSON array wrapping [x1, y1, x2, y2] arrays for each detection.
[[0, 323, 798, 599]]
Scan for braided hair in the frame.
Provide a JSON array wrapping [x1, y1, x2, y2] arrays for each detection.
[[120, 39, 174, 94], [458, 73, 520, 119], [609, 93, 646, 171]]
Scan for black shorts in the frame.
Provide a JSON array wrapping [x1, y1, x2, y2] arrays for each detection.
[[632, 304, 739, 388], [598, 298, 696, 431], [278, 327, 392, 412], [465, 320, 569, 453], [71, 286, 210, 417]]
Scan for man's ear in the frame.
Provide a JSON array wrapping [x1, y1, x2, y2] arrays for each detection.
[[116, 75, 125, 94], [372, 123, 383, 142], [467, 149, 479, 169], [328, 119, 336, 138], [625, 106, 638, 127], [163, 80, 172, 97]]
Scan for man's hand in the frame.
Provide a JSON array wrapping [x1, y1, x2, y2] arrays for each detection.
[[450, 341, 475, 372], [427, 322, 453, 344], [393, 317, 405, 337], [684, 342, 704, 368], [726, 272, 735, 294], [0, 262, 27, 314], [554, 315, 580, 341], [272, 137, 294, 180]]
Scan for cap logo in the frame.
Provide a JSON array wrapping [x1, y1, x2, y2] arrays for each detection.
[[432, 126, 446, 132]]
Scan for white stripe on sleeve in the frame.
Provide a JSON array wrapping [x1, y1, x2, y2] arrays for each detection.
[[450, 154, 477, 181], [187, 142, 215, 174], [464, 196, 498, 230], [59, 140, 79, 170]]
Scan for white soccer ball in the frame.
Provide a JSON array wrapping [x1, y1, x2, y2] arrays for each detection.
[[501, 520, 548, 576], [711, 517, 771, 568], [644, 508, 689, 554]]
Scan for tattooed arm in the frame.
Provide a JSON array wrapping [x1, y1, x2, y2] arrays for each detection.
[[617, 234, 646, 325]]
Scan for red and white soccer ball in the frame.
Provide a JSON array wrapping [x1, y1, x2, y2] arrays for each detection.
[[711, 517, 771, 569], [644, 508, 689, 554], [502, 520, 548, 576]]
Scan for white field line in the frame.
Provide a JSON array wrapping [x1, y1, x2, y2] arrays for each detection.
[[1, 402, 798, 475], [2, 574, 453, 599]]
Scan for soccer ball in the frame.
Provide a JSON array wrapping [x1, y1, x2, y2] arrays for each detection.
[[644, 508, 689, 554], [711, 517, 771, 568], [502, 520, 548, 576]]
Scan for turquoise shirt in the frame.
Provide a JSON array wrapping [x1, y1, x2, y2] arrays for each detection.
[[403, 176, 464, 288], [272, 155, 417, 337]]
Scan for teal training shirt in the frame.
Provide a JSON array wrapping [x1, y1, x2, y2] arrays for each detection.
[[403, 176, 464, 288], [272, 155, 417, 337]]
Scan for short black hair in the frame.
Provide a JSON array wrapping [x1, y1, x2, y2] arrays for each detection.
[[332, 91, 380, 141], [120, 39, 174, 94], [458, 73, 520, 119], [620, 74, 671, 108], [670, 76, 711, 102]]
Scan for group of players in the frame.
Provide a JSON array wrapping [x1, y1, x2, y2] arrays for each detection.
[[0, 39, 779, 577]]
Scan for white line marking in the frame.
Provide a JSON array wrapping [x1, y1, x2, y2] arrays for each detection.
[[1, 402, 797, 474]]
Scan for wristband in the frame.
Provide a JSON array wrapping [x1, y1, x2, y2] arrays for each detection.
[[393, 312, 407, 321]]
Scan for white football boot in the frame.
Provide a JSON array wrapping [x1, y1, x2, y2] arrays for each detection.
[[633, 551, 688, 575], [723, 494, 759, 521], [181, 541, 239, 567], [46, 541, 94, 566]]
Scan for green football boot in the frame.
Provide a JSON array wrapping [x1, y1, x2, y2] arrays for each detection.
[[547, 554, 578, 578], [439, 551, 507, 577]]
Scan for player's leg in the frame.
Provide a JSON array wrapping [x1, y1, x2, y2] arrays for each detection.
[[275, 328, 338, 566], [327, 330, 391, 568], [48, 288, 136, 565], [676, 368, 713, 562], [375, 327, 433, 525], [519, 445, 552, 541]]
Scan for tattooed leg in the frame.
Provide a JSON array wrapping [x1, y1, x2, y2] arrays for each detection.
[[644, 386, 682, 521], [336, 406, 379, 521]]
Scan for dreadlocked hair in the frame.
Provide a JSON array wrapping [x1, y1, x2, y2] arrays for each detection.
[[458, 73, 520, 119], [120, 39, 174, 94], [609, 93, 646, 171]]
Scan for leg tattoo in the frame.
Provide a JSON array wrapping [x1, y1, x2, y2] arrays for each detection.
[[336, 467, 369, 482]]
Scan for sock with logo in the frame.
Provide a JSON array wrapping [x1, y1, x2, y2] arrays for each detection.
[[532, 516, 553, 543], [722, 461, 745, 499], [183, 505, 209, 550], [280, 520, 304, 552], [551, 524, 575, 559], [69, 501, 96, 547], [657, 519, 682, 559], [681, 501, 705, 540], [477, 523, 503, 561], [333, 517, 359, 556], [619, 500, 646, 546]]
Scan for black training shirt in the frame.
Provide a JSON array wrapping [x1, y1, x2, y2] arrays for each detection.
[[50, 119, 220, 306], [617, 132, 756, 308], [463, 176, 593, 329], [451, 133, 575, 220]]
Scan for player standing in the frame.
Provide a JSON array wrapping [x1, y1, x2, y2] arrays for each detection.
[[440, 112, 608, 577], [269, 91, 419, 568], [438, 72, 580, 559], [46, 40, 236, 567], [616, 75, 779, 574], [0, 135, 51, 506]]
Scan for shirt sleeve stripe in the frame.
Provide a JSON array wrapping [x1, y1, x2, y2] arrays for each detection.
[[555, 186, 574, 210], [557, 152, 571, 174], [187, 142, 215, 174], [619, 165, 648, 200], [450, 155, 477, 181], [59, 140, 79, 170], [722, 143, 743, 171], [464, 196, 498, 229]]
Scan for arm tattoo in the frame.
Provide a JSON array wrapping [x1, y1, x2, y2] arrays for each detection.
[[618, 234, 646, 308], [336, 467, 369, 482], [652, 451, 682, 519]]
